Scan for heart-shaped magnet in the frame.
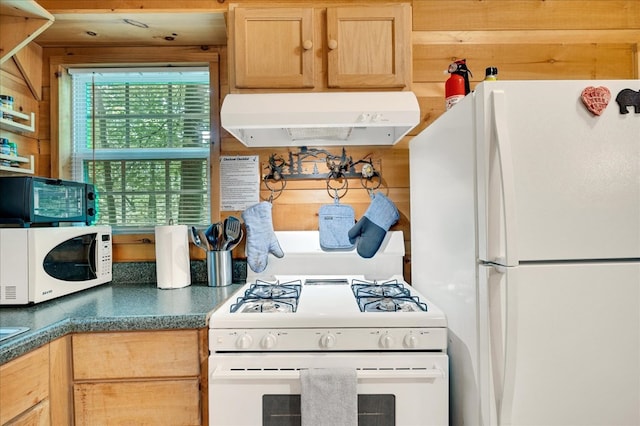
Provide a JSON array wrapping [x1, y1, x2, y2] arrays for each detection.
[[581, 86, 611, 116]]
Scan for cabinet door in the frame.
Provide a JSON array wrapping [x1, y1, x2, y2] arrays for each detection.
[[326, 5, 411, 88], [74, 380, 200, 425], [234, 7, 315, 89], [0, 345, 49, 425]]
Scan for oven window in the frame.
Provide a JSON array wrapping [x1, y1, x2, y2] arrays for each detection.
[[33, 180, 85, 219], [43, 233, 97, 281], [263, 394, 395, 426]]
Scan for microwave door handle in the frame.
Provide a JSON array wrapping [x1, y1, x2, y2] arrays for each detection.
[[87, 234, 97, 277]]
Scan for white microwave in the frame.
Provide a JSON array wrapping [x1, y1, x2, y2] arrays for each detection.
[[0, 225, 112, 305]]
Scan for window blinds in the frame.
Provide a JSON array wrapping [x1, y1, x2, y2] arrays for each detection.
[[70, 68, 211, 230]]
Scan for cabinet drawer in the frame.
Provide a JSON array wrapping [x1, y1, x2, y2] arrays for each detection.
[[0, 345, 49, 424], [73, 330, 199, 380], [74, 379, 200, 425]]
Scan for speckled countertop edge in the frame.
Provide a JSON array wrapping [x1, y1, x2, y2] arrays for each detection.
[[0, 263, 243, 364]]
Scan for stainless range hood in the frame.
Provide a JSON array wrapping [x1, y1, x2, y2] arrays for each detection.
[[220, 91, 420, 147]]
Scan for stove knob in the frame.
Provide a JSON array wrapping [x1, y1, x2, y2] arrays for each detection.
[[379, 334, 395, 349], [261, 333, 277, 349], [319, 333, 336, 349], [236, 333, 253, 349], [403, 334, 418, 349]]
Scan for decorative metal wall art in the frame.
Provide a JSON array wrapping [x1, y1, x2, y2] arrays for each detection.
[[263, 147, 382, 200]]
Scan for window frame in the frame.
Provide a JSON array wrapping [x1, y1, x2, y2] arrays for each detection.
[[68, 67, 212, 231], [48, 49, 221, 262]]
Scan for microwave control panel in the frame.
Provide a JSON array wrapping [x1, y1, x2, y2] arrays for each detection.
[[98, 232, 113, 277]]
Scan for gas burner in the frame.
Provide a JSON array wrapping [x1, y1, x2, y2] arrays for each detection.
[[359, 296, 427, 312], [230, 280, 302, 313], [352, 279, 409, 298], [237, 299, 298, 313], [245, 280, 302, 299], [351, 280, 428, 312]]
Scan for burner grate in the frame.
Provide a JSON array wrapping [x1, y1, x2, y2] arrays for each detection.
[[230, 280, 302, 313], [351, 279, 428, 312]]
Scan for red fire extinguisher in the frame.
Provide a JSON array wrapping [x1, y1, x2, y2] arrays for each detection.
[[445, 59, 472, 110]]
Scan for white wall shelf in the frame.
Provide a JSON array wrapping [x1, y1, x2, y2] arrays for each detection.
[[0, 107, 35, 133], [0, 153, 34, 175]]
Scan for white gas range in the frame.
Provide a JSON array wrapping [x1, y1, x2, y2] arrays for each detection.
[[208, 231, 448, 426]]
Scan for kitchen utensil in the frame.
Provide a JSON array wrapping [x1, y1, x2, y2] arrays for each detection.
[[206, 222, 222, 250], [191, 226, 207, 251], [197, 228, 211, 251], [223, 216, 241, 250], [226, 228, 244, 251]]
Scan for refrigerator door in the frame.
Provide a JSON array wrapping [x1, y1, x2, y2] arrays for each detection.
[[480, 262, 640, 426], [476, 80, 640, 265]]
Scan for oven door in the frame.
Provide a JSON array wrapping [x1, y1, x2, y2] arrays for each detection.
[[209, 352, 448, 426]]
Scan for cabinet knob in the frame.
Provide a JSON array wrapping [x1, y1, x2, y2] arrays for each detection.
[[328, 39, 338, 50], [302, 40, 313, 50]]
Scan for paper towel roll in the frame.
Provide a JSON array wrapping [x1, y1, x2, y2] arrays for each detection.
[[155, 224, 191, 289]]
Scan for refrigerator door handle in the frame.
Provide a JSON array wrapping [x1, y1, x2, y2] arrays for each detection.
[[487, 264, 506, 425], [490, 90, 519, 266]]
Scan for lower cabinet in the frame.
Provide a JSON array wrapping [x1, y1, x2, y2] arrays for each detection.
[[72, 329, 204, 426], [0, 329, 205, 425], [0, 337, 71, 426], [0, 345, 49, 425]]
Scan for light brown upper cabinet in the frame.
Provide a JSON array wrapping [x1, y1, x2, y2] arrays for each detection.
[[230, 4, 411, 91], [326, 5, 410, 89]]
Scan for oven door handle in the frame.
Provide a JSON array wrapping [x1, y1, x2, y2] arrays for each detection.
[[211, 367, 445, 380]]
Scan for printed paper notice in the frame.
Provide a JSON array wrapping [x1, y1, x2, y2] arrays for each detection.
[[220, 156, 260, 211]]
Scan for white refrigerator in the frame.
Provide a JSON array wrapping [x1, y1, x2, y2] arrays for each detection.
[[409, 80, 639, 426]]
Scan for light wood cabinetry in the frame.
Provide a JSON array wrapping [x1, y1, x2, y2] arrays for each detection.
[[0, 337, 71, 426], [0, 345, 49, 425], [72, 330, 202, 425], [326, 5, 411, 89], [230, 4, 411, 91], [233, 7, 315, 89]]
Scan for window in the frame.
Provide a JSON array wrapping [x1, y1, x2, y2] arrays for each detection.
[[70, 67, 211, 231]]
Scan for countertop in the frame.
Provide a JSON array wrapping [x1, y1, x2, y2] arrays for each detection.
[[0, 280, 242, 364]]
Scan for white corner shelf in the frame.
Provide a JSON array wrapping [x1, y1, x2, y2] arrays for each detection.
[[0, 107, 35, 133], [0, 153, 34, 174]]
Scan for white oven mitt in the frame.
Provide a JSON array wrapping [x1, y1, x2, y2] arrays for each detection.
[[348, 192, 399, 258], [241, 201, 284, 273]]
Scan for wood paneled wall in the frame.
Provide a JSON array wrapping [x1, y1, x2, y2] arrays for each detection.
[[219, 0, 639, 281], [3, 1, 638, 282], [411, 0, 639, 133]]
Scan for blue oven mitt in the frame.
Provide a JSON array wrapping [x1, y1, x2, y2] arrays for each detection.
[[348, 192, 399, 258], [241, 201, 284, 273]]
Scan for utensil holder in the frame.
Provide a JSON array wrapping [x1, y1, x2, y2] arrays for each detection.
[[207, 250, 233, 287]]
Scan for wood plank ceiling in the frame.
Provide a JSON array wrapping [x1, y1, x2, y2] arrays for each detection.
[[34, 10, 227, 47]]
